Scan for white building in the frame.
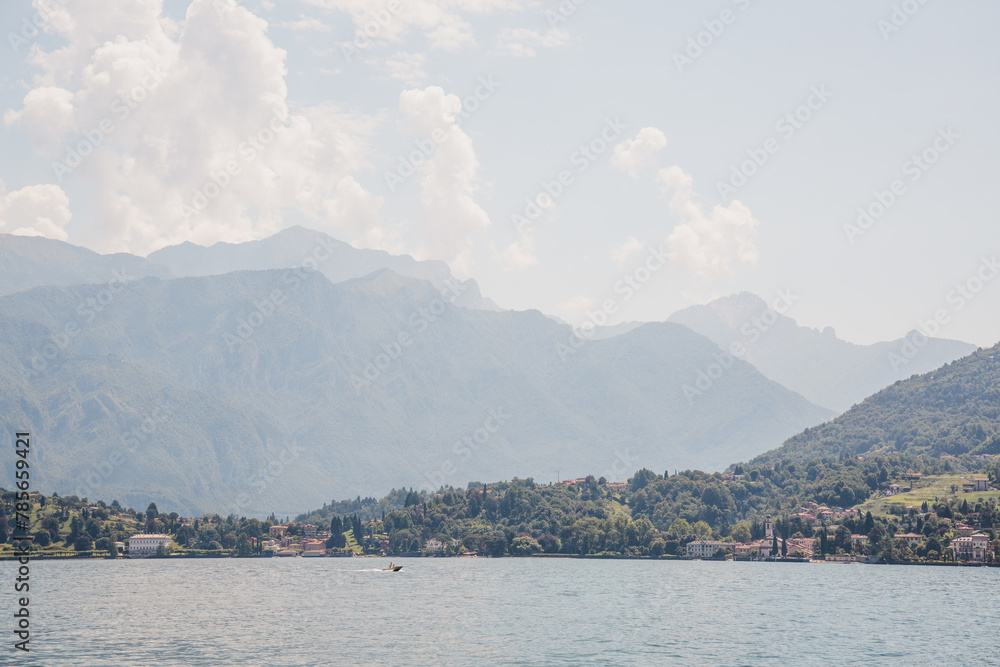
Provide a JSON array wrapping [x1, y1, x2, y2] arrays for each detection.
[[686, 540, 729, 558], [128, 534, 173, 555], [950, 533, 990, 563]]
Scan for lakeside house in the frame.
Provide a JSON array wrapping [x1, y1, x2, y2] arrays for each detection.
[[302, 539, 327, 557], [686, 540, 729, 558], [128, 533, 172, 555], [269, 524, 288, 538], [950, 534, 990, 563], [894, 533, 921, 546]]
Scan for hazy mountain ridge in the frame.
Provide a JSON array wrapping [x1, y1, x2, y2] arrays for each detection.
[[0, 270, 832, 515], [0, 233, 172, 296], [668, 292, 976, 412], [0, 228, 501, 311], [147, 226, 501, 311]]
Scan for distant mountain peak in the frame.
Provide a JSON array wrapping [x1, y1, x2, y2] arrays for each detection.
[[145, 226, 498, 311], [669, 292, 976, 412], [712, 291, 769, 309]]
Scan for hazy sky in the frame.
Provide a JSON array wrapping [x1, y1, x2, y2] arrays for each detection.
[[1, 0, 997, 346]]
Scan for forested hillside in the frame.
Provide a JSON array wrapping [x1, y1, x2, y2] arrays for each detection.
[[753, 343, 1000, 465]]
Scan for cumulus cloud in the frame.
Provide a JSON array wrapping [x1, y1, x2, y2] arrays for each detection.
[[3, 87, 76, 155], [308, 0, 534, 51], [611, 236, 644, 265], [491, 27, 572, 57], [613, 127, 667, 178], [399, 85, 490, 273], [0, 183, 73, 241], [4, 0, 389, 255], [498, 229, 537, 271], [657, 166, 758, 277]]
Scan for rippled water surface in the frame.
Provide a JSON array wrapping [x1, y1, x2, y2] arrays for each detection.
[[3, 558, 998, 665]]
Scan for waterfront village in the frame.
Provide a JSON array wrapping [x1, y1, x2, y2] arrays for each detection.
[[122, 473, 995, 565], [2, 468, 997, 565]]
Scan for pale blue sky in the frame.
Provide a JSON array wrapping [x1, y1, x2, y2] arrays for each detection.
[[1, 0, 998, 346]]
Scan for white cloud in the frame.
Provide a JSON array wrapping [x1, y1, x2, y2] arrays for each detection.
[[4, 87, 76, 155], [657, 166, 759, 277], [558, 294, 595, 318], [277, 16, 332, 32], [4, 0, 390, 255], [306, 0, 534, 51], [613, 127, 667, 178], [491, 27, 572, 57], [322, 176, 395, 251], [0, 183, 73, 241], [498, 229, 537, 270], [611, 236, 644, 265], [535, 192, 556, 213], [399, 85, 490, 273], [383, 51, 429, 86]]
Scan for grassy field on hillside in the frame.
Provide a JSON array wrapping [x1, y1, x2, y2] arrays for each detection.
[[859, 474, 1000, 514]]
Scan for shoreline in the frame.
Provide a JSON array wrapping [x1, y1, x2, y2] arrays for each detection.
[[3, 552, 996, 567]]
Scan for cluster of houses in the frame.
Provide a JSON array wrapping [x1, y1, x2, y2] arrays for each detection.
[[789, 501, 858, 525], [686, 514, 996, 564], [126, 523, 347, 558], [268, 523, 347, 557], [686, 516, 817, 560], [887, 475, 989, 497]]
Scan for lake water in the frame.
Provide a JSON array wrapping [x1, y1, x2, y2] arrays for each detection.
[[2, 557, 997, 665]]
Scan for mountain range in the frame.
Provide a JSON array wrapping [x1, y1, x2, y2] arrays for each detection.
[[669, 292, 976, 411], [0, 228, 498, 311], [0, 267, 832, 515], [0, 228, 985, 516]]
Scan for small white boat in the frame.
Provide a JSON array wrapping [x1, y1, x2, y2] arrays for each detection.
[[383, 564, 403, 572]]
